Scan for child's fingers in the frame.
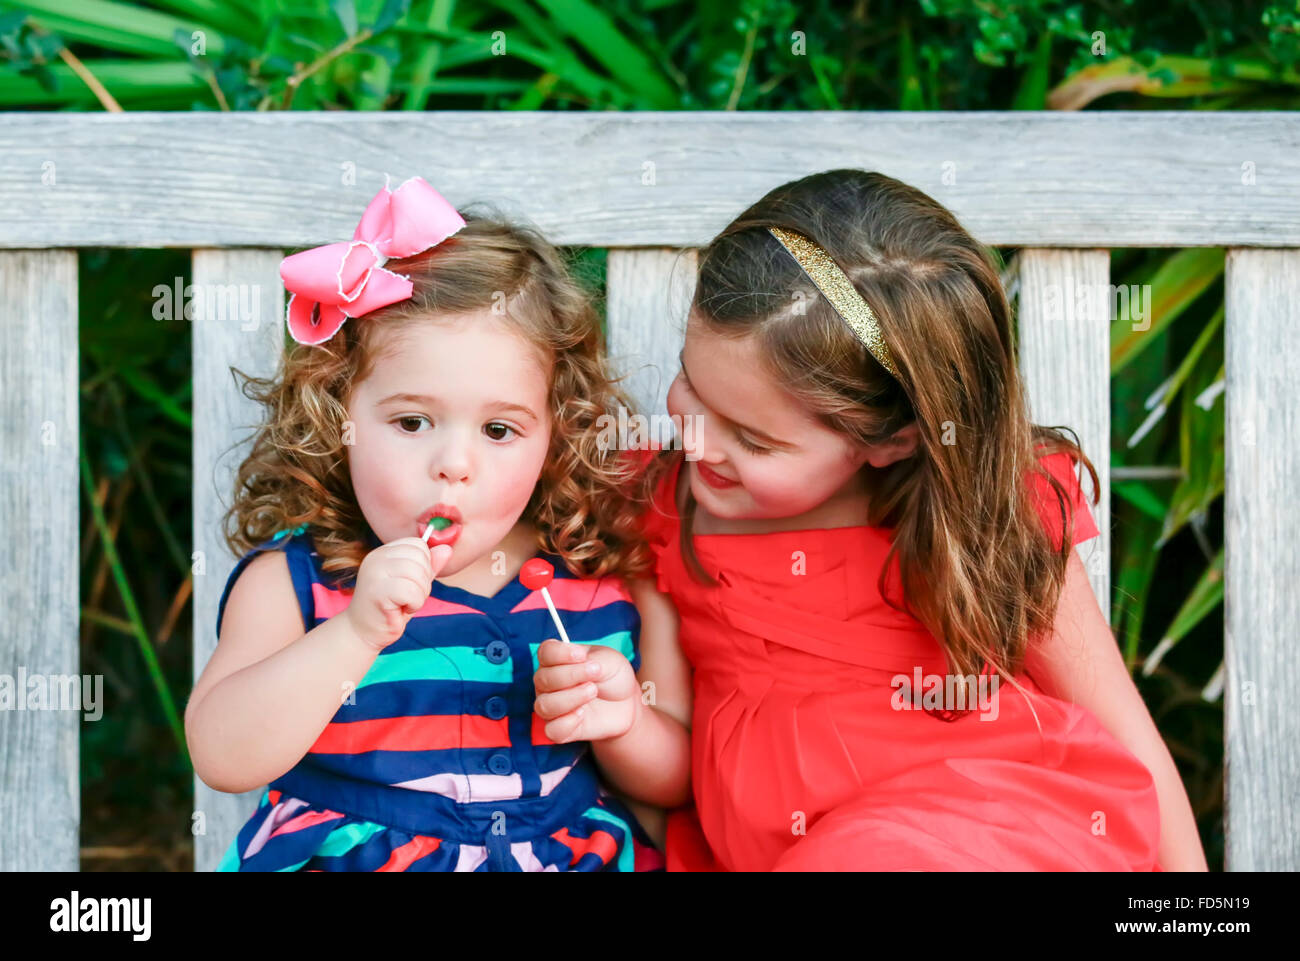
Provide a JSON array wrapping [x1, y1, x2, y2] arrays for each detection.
[[380, 602, 404, 635], [543, 706, 587, 744], [534, 683, 598, 721], [537, 638, 588, 666], [384, 570, 431, 611], [533, 661, 603, 693], [428, 543, 453, 576], [383, 541, 437, 572], [383, 557, 434, 588]]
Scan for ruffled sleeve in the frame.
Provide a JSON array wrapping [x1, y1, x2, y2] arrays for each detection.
[[1028, 451, 1100, 551]]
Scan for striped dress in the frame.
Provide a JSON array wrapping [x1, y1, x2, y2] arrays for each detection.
[[213, 524, 664, 871]]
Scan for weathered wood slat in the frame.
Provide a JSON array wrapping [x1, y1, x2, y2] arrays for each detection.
[[1016, 249, 1112, 619], [0, 250, 79, 870], [190, 249, 286, 872], [1, 113, 1297, 248], [1224, 248, 1300, 871], [606, 248, 697, 422]]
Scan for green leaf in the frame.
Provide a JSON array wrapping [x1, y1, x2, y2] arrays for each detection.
[[392, 77, 532, 94], [284, 33, 326, 53], [1111, 247, 1223, 374], [1111, 479, 1169, 521], [355, 43, 402, 67], [1160, 548, 1224, 648], [117, 366, 192, 430], [898, 18, 925, 110], [0, 9, 28, 33], [0, 59, 206, 107], [1111, 505, 1164, 665], [1049, 54, 1290, 110], [1012, 32, 1051, 109], [398, 0, 453, 109], [529, 0, 678, 107], [4, 0, 229, 58], [120, 0, 257, 41], [331, 0, 359, 38], [1159, 325, 1224, 546], [30, 62, 59, 93], [373, 0, 411, 34], [1122, 303, 1224, 450], [400, 11, 619, 105]]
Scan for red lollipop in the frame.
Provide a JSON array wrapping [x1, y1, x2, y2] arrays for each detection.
[[520, 559, 571, 643], [519, 558, 554, 591]]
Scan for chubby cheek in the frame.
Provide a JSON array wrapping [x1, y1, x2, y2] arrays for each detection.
[[480, 439, 546, 517], [347, 420, 416, 538]]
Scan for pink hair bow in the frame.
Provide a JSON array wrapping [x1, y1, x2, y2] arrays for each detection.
[[280, 176, 466, 345]]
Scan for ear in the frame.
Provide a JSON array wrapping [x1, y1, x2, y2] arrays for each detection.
[[863, 422, 920, 469]]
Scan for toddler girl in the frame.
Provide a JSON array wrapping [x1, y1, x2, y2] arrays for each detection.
[[186, 177, 672, 871]]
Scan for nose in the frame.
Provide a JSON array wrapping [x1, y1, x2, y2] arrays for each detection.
[[430, 430, 472, 486], [673, 398, 721, 466], [679, 413, 708, 461]]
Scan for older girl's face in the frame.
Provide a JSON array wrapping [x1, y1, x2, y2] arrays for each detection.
[[345, 310, 551, 575], [665, 315, 877, 522]]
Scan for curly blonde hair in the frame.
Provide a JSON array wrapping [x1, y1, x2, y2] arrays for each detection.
[[222, 214, 654, 588]]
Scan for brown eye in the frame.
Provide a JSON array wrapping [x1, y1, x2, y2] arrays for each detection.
[[484, 422, 517, 441], [396, 416, 429, 433]]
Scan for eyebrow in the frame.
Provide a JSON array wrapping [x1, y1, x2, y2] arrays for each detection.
[[678, 350, 792, 449], [376, 392, 539, 422]]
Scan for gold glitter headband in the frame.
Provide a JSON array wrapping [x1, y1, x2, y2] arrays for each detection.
[[767, 226, 900, 380]]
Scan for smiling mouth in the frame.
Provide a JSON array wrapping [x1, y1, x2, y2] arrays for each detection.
[[696, 461, 739, 489]]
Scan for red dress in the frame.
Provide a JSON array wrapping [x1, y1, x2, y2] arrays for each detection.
[[641, 451, 1162, 871]]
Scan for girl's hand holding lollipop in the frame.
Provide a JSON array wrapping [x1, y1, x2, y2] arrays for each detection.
[[533, 639, 641, 743], [344, 538, 454, 653], [523, 560, 641, 742]]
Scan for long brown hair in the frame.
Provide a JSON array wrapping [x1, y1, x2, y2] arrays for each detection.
[[223, 214, 654, 587], [642, 169, 1097, 692]]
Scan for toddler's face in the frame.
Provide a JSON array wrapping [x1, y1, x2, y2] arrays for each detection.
[[666, 316, 876, 522], [345, 310, 551, 575]]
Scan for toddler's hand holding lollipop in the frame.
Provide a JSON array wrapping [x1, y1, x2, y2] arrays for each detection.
[[533, 639, 641, 743], [344, 538, 454, 652], [523, 559, 641, 741]]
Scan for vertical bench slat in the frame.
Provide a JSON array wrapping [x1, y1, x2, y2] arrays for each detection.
[[1224, 248, 1300, 871], [0, 250, 79, 870], [1016, 249, 1113, 620], [606, 249, 697, 423], [190, 249, 286, 872]]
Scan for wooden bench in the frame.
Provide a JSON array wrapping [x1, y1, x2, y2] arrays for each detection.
[[1, 112, 1296, 871]]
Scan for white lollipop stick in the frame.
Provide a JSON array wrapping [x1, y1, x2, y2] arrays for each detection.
[[540, 588, 572, 645]]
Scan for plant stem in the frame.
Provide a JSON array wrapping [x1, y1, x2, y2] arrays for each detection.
[[24, 18, 123, 112], [726, 15, 759, 110], [79, 435, 189, 764], [281, 28, 374, 109]]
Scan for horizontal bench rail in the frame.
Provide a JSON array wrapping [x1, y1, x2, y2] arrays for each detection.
[[0, 112, 1297, 248]]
